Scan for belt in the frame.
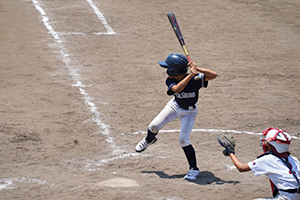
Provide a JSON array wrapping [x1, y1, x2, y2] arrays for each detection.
[[180, 105, 196, 110], [279, 188, 298, 194]]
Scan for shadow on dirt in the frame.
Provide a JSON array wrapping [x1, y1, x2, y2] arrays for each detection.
[[141, 170, 240, 185]]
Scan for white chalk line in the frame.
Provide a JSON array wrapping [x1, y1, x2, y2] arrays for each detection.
[[65, 152, 168, 171], [43, 0, 116, 35], [122, 128, 300, 140], [56, 32, 115, 36], [30, 0, 129, 176], [0, 177, 53, 190], [85, 0, 116, 35], [35, 0, 115, 37], [31, 0, 125, 160], [84, 153, 141, 171], [122, 129, 261, 135], [32, 0, 115, 137], [224, 163, 236, 170]]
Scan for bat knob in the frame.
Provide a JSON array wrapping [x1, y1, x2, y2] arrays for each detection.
[[194, 74, 200, 80]]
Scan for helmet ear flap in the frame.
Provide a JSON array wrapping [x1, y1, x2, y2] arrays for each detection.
[[262, 142, 268, 152], [260, 129, 270, 152], [166, 67, 187, 76]]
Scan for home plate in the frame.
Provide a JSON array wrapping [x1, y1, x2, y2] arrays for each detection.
[[95, 178, 139, 188]]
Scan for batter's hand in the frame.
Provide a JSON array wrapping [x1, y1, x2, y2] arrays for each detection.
[[188, 61, 198, 76], [188, 61, 196, 68], [189, 67, 198, 76]]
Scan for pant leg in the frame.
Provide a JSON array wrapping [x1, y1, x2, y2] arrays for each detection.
[[179, 108, 198, 170], [178, 108, 198, 147], [148, 99, 179, 133]]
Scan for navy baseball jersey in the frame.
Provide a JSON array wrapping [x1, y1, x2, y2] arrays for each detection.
[[166, 73, 208, 109]]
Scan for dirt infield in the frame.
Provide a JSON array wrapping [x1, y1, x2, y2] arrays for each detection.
[[0, 0, 299, 199]]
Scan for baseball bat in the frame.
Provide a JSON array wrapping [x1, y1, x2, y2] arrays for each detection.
[[167, 12, 191, 62], [167, 12, 200, 80]]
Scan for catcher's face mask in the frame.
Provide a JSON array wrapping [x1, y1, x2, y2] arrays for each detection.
[[260, 127, 291, 153]]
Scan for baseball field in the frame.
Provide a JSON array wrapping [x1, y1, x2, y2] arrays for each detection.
[[0, 0, 299, 199]]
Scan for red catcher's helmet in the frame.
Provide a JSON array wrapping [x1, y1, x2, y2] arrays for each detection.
[[260, 127, 291, 153]]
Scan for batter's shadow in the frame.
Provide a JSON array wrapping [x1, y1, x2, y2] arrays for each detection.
[[141, 170, 240, 185]]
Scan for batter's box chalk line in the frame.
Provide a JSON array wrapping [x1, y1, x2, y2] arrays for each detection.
[[122, 129, 300, 140], [0, 177, 54, 191]]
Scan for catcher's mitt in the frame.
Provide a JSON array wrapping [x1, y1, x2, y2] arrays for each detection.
[[217, 134, 236, 156]]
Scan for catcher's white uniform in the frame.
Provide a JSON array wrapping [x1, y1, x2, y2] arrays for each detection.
[[248, 154, 300, 200]]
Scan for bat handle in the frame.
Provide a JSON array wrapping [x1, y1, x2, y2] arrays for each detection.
[[186, 55, 191, 62]]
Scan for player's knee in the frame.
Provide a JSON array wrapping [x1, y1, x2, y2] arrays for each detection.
[[179, 137, 190, 147], [148, 124, 160, 134]]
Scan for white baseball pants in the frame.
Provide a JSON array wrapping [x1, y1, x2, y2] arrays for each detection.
[[148, 98, 198, 147]]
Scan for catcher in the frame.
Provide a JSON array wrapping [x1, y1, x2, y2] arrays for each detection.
[[218, 127, 300, 200]]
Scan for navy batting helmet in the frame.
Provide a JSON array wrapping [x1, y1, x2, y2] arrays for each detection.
[[159, 53, 188, 76]]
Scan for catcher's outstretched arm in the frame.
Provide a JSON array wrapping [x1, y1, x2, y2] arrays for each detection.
[[229, 153, 251, 172]]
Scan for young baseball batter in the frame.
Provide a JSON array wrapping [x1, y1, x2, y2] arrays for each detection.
[[218, 127, 300, 200], [135, 53, 217, 180]]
